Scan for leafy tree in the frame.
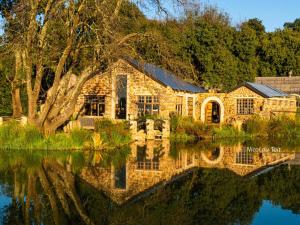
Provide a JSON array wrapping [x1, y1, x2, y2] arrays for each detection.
[[0, 0, 187, 134], [284, 18, 300, 32]]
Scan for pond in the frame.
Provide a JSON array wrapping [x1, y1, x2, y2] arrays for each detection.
[[0, 139, 300, 225]]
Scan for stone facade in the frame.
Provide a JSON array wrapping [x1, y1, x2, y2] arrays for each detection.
[[76, 59, 297, 127], [76, 59, 199, 121], [198, 86, 297, 124]]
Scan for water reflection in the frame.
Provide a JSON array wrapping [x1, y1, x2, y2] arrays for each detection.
[[81, 140, 295, 204], [0, 141, 298, 225]]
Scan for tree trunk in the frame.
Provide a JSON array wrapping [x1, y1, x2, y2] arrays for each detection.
[[11, 85, 23, 118], [11, 50, 23, 118]]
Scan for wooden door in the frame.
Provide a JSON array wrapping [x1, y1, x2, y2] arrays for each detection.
[[205, 102, 213, 123]]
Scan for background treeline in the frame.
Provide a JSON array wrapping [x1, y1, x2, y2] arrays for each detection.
[[0, 3, 299, 115], [130, 6, 300, 91]]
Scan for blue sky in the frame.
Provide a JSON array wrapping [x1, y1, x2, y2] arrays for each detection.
[[142, 0, 300, 32], [205, 0, 300, 31]]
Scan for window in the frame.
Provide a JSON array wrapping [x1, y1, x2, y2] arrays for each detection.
[[136, 145, 160, 171], [175, 153, 183, 169], [187, 97, 194, 117], [137, 96, 160, 116], [187, 153, 193, 165], [236, 150, 254, 165], [84, 95, 105, 116], [237, 99, 254, 115], [176, 96, 183, 115]]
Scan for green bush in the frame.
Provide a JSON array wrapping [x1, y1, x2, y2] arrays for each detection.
[[0, 121, 93, 150], [242, 116, 267, 136], [95, 119, 132, 147], [267, 116, 300, 139], [170, 115, 211, 141], [213, 125, 245, 139]]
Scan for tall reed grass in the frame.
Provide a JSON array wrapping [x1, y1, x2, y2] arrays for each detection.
[[0, 121, 93, 150]]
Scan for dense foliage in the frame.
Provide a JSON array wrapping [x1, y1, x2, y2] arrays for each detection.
[[0, 1, 299, 124], [132, 8, 300, 91]]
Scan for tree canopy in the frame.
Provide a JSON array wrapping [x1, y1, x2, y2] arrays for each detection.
[[0, 1, 299, 130]]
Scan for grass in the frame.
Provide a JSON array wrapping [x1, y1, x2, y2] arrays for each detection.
[[241, 115, 300, 139], [170, 114, 300, 141], [0, 121, 93, 150], [212, 125, 247, 139], [94, 119, 132, 147], [170, 116, 212, 142], [0, 119, 133, 150]]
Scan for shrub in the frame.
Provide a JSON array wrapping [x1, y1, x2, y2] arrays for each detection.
[[95, 119, 132, 147], [0, 121, 93, 150], [213, 125, 244, 139], [242, 116, 267, 136], [170, 115, 212, 141], [267, 116, 299, 139]]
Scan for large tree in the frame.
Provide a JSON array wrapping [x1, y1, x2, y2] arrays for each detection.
[[0, 0, 187, 134]]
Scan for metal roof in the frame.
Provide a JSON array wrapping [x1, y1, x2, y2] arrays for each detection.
[[125, 58, 206, 93], [244, 82, 289, 98]]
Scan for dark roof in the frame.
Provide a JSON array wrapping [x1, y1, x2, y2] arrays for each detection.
[[242, 82, 289, 98], [125, 58, 206, 93]]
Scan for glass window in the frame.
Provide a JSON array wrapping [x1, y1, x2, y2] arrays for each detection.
[[236, 150, 254, 165], [176, 96, 183, 115], [237, 99, 254, 115], [137, 96, 160, 116], [187, 97, 194, 117], [84, 95, 105, 116]]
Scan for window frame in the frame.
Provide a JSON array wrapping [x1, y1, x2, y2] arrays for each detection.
[[187, 97, 194, 117], [84, 95, 106, 116], [176, 96, 183, 115], [236, 98, 254, 115], [137, 95, 160, 116]]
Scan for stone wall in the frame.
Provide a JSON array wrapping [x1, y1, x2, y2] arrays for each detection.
[[76, 59, 199, 121], [198, 86, 297, 124], [76, 59, 297, 126]]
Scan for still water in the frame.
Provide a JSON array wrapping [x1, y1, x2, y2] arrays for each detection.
[[0, 140, 300, 225]]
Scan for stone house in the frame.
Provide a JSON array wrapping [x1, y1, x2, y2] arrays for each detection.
[[198, 82, 297, 124], [75, 59, 297, 127], [75, 58, 206, 121]]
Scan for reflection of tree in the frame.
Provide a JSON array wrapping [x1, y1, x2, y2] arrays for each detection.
[[258, 164, 300, 214], [0, 151, 94, 225], [77, 169, 261, 225], [2, 150, 300, 225]]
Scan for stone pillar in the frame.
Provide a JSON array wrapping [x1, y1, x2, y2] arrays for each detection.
[[129, 120, 137, 138], [162, 120, 170, 139], [146, 119, 155, 140]]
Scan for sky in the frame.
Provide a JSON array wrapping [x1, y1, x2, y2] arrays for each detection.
[[204, 0, 300, 31], [142, 0, 300, 32]]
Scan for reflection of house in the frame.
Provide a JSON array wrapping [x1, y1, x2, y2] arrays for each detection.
[[80, 141, 295, 204], [80, 140, 197, 204], [75, 59, 297, 126]]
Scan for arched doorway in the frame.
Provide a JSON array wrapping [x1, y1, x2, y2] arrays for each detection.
[[200, 97, 224, 124], [201, 147, 224, 165], [205, 101, 220, 124]]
